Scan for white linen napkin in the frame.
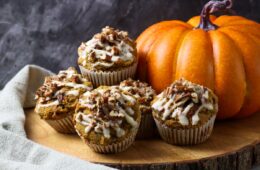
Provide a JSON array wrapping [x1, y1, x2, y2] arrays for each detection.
[[0, 65, 115, 170]]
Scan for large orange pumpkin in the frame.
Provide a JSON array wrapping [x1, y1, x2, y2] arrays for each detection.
[[136, 0, 260, 119]]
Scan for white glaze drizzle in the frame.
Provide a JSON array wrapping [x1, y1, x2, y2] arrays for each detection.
[[36, 68, 93, 110], [35, 100, 59, 112], [119, 79, 156, 107], [66, 90, 79, 96], [52, 81, 92, 90], [76, 87, 139, 139], [92, 62, 114, 68], [39, 100, 59, 107], [58, 69, 77, 79], [78, 26, 135, 69], [84, 37, 134, 63], [152, 79, 217, 126]]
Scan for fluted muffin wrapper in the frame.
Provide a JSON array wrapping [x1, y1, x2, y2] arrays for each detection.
[[154, 115, 216, 145], [136, 113, 156, 139], [45, 115, 75, 134], [79, 62, 137, 87], [77, 126, 139, 154]]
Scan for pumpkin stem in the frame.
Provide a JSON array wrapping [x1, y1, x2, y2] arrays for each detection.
[[196, 0, 233, 31]]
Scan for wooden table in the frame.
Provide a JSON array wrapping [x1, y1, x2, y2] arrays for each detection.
[[25, 109, 260, 170]]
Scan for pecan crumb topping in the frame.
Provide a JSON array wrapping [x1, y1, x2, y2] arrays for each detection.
[[119, 78, 156, 114], [35, 67, 93, 105], [78, 26, 136, 70], [152, 78, 218, 126], [76, 86, 140, 139]]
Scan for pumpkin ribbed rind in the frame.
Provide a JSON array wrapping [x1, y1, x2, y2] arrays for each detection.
[[136, 15, 260, 119]]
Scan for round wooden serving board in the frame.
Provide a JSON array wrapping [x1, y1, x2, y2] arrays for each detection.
[[25, 109, 260, 170]]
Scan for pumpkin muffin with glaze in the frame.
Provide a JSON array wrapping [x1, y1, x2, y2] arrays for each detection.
[[74, 86, 141, 153], [119, 78, 156, 139], [35, 67, 93, 133], [78, 26, 137, 87], [152, 78, 218, 145]]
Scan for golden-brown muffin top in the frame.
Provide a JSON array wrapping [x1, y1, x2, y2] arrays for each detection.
[[78, 26, 137, 71], [119, 78, 156, 114], [152, 78, 218, 127], [34, 67, 93, 119], [75, 86, 140, 143]]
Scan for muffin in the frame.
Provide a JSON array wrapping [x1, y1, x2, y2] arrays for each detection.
[[78, 26, 137, 87], [152, 78, 218, 145], [35, 67, 93, 133], [119, 78, 156, 139], [74, 86, 141, 153]]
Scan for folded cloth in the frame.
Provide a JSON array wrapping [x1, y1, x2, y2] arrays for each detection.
[[0, 65, 115, 170]]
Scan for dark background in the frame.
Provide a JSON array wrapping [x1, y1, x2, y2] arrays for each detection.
[[0, 0, 259, 89]]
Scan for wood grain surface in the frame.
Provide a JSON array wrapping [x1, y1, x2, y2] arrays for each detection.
[[25, 109, 260, 170]]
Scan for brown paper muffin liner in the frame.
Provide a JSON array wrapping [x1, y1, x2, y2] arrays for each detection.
[[154, 115, 216, 145], [79, 62, 137, 87], [136, 113, 156, 139], [45, 115, 75, 134]]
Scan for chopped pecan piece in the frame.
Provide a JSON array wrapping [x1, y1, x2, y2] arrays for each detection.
[[94, 44, 103, 49], [108, 41, 116, 46], [101, 35, 107, 44], [71, 75, 82, 84], [175, 92, 191, 103], [111, 46, 120, 55], [104, 55, 112, 62], [88, 52, 97, 62], [109, 32, 117, 41]]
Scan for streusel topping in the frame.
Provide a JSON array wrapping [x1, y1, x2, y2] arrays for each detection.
[[78, 26, 136, 70], [75, 86, 140, 139], [35, 67, 93, 111], [152, 78, 218, 126], [119, 79, 156, 114]]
